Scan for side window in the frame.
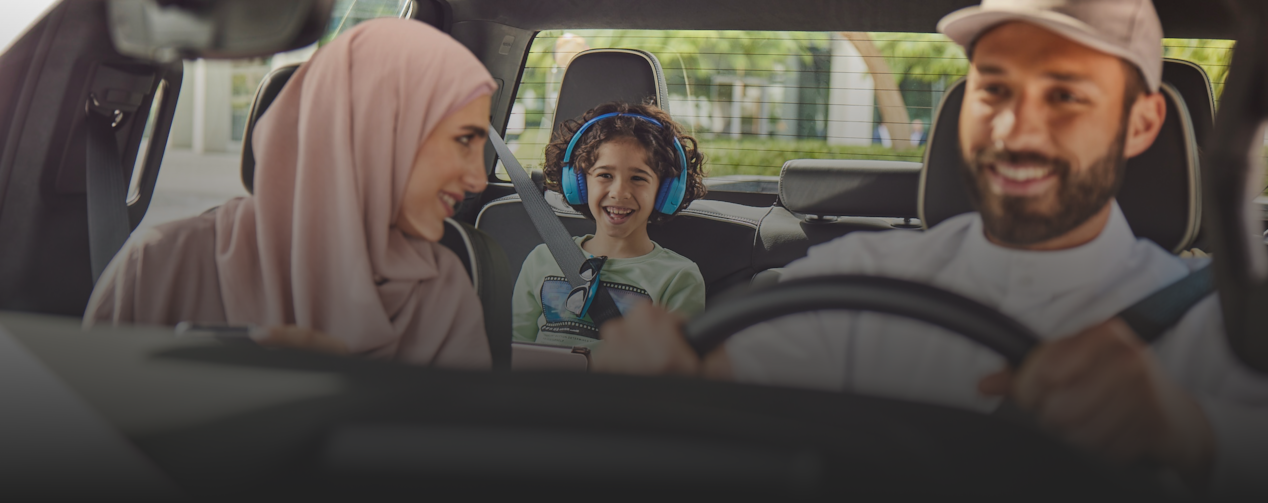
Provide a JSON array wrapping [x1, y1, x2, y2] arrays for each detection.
[[137, 0, 414, 230], [502, 30, 969, 187]]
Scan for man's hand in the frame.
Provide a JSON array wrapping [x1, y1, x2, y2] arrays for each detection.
[[591, 303, 701, 376], [978, 318, 1214, 483], [251, 325, 350, 356]]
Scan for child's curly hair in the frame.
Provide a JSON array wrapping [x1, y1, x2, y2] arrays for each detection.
[[543, 102, 706, 224]]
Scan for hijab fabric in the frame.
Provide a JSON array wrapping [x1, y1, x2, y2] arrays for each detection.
[[86, 19, 498, 368]]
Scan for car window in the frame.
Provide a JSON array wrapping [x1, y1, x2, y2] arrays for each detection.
[[502, 31, 1253, 194], [136, 0, 413, 231]]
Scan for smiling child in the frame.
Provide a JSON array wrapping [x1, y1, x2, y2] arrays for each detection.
[[511, 102, 707, 348]]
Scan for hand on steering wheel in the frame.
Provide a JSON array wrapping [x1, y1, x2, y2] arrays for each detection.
[[592, 275, 1214, 487]]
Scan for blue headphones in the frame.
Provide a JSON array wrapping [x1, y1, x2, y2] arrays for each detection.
[[560, 112, 691, 216]]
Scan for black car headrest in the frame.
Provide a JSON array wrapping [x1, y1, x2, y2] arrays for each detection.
[[918, 78, 1200, 253], [551, 48, 670, 137], [240, 64, 300, 194], [778, 159, 922, 218], [1161, 58, 1215, 147]]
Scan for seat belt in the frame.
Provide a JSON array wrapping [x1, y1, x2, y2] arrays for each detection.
[[85, 100, 133, 283], [1117, 263, 1215, 343], [487, 126, 624, 326]]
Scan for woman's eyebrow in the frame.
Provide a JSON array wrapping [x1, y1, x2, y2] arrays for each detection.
[[459, 125, 487, 138]]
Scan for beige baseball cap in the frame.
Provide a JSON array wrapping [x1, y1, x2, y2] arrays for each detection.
[[938, 0, 1164, 92]]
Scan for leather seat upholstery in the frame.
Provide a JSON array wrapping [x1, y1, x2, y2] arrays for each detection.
[[919, 66, 1203, 253], [238, 63, 514, 368]]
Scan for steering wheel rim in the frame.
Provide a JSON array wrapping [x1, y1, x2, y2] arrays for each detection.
[[684, 274, 1041, 367]]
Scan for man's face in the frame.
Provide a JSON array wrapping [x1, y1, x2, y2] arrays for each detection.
[[959, 22, 1135, 246]]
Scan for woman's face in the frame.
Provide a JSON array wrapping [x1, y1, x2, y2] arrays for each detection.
[[397, 95, 491, 241]]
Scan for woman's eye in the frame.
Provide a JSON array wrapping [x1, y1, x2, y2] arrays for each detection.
[[457, 134, 474, 146]]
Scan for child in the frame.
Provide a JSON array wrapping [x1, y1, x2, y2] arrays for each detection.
[[511, 102, 708, 348]]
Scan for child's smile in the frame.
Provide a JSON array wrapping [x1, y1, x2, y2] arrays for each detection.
[[583, 137, 660, 258]]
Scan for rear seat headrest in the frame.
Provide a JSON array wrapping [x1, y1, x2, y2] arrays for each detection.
[[552, 48, 670, 137], [919, 75, 1202, 253], [778, 160, 922, 218], [240, 64, 300, 194]]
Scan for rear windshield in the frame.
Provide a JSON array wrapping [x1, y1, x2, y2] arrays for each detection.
[[504, 30, 1246, 191]]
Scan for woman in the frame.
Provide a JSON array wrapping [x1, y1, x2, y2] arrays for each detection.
[[84, 19, 497, 369]]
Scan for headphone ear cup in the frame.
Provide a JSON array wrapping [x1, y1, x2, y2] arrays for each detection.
[[574, 167, 587, 204], [654, 177, 674, 214], [562, 165, 581, 205]]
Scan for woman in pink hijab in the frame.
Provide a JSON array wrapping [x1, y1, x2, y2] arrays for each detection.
[[84, 19, 497, 369]]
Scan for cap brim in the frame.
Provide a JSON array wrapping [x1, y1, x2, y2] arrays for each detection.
[[938, 6, 1156, 90]]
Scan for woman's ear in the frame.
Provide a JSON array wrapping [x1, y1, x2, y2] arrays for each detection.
[[1123, 91, 1167, 160]]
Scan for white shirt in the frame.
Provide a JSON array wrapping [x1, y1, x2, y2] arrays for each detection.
[[727, 202, 1268, 496]]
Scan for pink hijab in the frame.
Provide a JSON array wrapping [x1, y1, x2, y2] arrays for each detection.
[[86, 19, 498, 369]]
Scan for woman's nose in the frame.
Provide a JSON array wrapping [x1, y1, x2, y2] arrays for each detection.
[[462, 157, 488, 193]]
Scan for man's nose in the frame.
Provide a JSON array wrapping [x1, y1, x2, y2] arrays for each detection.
[[994, 89, 1050, 153]]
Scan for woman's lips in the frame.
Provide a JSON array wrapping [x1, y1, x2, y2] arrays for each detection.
[[439, 192, 461, 217]]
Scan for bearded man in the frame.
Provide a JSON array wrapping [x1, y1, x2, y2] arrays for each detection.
[[591, 0, 1268, 497]]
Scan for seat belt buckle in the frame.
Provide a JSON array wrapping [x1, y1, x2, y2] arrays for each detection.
[[565, 256, 608, 318]]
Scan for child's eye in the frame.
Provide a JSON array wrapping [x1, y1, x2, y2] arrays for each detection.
[[595, 173, 613, 179]]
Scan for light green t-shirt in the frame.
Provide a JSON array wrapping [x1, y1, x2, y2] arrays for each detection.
[[511, 235, 707, 348]]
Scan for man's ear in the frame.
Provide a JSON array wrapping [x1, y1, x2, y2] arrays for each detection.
[[1123, 91, 1167, 159]]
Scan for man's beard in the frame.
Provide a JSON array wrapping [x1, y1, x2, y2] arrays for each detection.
[[960, 129, 1128, 246]]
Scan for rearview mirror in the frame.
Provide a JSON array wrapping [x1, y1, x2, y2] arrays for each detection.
[[107, 0, 335, 62]]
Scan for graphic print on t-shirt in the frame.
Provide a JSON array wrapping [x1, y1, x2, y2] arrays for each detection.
[[539, 275, 650, 340]]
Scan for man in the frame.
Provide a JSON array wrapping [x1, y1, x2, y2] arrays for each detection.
[[593, 0, 1268, 496]]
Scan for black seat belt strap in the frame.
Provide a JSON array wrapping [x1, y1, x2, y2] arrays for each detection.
[[85, 103, 133, 282], [1118, 263, 1215, 343], [487, 126, 623, 325]]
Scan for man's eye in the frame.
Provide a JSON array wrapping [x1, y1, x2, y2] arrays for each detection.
[[983, 84, 1006, 97], [1053, 90, 1080, 103]]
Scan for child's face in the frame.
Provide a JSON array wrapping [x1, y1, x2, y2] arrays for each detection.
[[585, 137, 661, 240]]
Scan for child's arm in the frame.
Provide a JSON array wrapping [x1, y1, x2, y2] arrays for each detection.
[[510, 250, 546, 343], [658, 265, 708, 318]]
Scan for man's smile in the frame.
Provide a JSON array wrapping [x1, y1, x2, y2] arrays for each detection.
[[984, 161, 1058, 197]]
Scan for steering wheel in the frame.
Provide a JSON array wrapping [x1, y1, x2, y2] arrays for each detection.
[[684, 274, 1041, 366]]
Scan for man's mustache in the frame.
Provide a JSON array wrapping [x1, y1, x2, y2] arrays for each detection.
[[971, 147, 1069, 171]]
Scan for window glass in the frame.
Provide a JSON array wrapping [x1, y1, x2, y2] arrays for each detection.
[[506, 30, 954, 184], [506, 31, 1255, 193]]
